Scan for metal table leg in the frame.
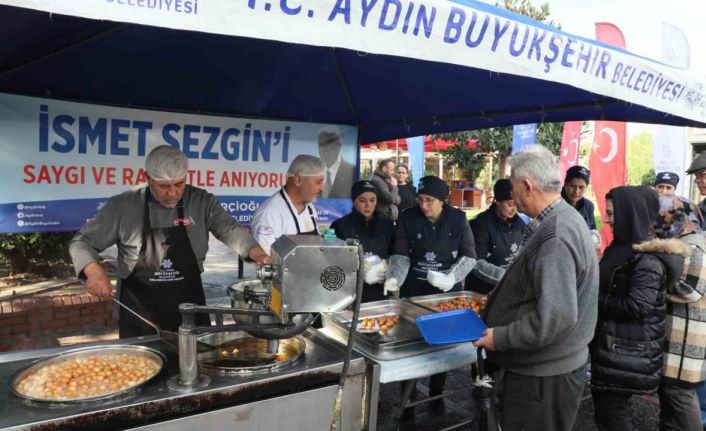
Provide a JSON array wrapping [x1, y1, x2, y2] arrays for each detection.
[[380, 379, 417, 431]]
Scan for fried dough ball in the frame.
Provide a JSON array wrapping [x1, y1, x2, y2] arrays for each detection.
[[15, 353, 161, 401]]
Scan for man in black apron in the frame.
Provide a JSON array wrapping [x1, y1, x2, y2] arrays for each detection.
[[251, 154, 326, 254], [118, 190, 210, 337], [70, 145, 269, 338]]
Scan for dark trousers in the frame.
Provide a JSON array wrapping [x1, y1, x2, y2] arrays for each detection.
[[659, 381, 703, 431], [592, 390, 633, 431], [497, 365, 585, 431]]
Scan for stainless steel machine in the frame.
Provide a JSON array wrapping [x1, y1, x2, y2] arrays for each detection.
[[0, 235, 371, 431], [171, 234, 360, 390]]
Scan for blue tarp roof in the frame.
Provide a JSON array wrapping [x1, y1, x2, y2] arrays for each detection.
[[0, 2, 704, 143]]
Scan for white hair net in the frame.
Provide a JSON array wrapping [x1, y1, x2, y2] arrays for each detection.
[[145, 145, 188, 181]]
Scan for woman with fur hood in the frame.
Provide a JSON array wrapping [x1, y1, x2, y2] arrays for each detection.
[[590, 186, 683, 431], [652, 195, 706, 431]]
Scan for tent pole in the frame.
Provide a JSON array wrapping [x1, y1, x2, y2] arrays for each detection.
[[329, 48, 360, 127]]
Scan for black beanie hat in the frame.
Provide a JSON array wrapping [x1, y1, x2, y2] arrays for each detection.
[[351, 180, 376, 200], [655, 171, 679, 188], [417, 176, 449, 201], [565, 165, 590, 185], [493, 179, 513, 202]]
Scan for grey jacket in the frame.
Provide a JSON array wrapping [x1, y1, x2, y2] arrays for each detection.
[[69, 185, 259, 279], [370, 172, 401, 221], [484, 199, 599, 376]]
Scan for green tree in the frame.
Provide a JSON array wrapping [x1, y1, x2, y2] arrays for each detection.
[[625, 131, 655, 186], [436, 0, 563, 183], [0, 232, 74, 274]]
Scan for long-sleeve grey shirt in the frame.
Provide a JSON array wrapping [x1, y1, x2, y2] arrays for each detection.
[[484, 199, 599, 376], [69, 185, 259, 279]]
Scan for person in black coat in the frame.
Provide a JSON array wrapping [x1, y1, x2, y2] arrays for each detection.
[[561, 165, 596, 230], [590, 186, 682, 431], [330, 180, 395, 302], [466, 179, 525, 294], [395, 164, 417, 213]]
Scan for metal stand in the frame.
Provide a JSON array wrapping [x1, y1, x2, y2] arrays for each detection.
[[168, 302, 312, 391]]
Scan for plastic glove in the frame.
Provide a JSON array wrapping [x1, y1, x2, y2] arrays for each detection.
[[363, 254, 382, 273], [472, 260, 506, 287], [383, 278, 399, 295], [427, 270, 455, 292], [364, 260, 387, 285]]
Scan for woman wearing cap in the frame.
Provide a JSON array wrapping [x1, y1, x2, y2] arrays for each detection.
[[654, 171, 679, 197], [384, 175, 477, 418], [466, 179, 526, 294], [562, 165, 597, 230], [330, 180, 395, 302]]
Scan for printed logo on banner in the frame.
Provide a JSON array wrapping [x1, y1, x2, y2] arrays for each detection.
[[104, 0, 199, 16]]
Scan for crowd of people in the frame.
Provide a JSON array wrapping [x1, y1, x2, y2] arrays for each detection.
[[325, 149, 706, 430], [70, 144, 706, 430]]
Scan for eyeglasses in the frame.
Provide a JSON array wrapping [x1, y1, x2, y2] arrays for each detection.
[[695, 171, 706, 182]]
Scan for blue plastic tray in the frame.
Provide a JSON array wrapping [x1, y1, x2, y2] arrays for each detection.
[[416, 309, 487, 345]]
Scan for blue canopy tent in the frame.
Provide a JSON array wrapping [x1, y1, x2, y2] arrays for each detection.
[[1, 0, 705, 143]]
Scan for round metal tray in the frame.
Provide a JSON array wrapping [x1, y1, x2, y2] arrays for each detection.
[[197, 333, 305, 375], [10, 345, 166, 405]]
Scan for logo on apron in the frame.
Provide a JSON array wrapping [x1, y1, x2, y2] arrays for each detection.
[[424, 252, 437, 262], [150, 258, 185, 283], [173, 216, 195, 228]]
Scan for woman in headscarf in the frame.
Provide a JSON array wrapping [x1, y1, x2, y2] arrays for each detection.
[[653, 195, 706, 431], [590, 186, 681, 431], [330, 180, 395, 302]]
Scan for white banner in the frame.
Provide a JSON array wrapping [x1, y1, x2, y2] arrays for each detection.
[[0, 93, 358, 232], [3, 0, 706, 124], [653, 22, 690, 196]]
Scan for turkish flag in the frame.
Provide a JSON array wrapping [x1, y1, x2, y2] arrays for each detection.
[[591, 23, 628, 251], [559, 121, 582, 182]]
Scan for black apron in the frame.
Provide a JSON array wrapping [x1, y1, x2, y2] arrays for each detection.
[[118, 190, 210, 338], [281, 189, 319, 235], [401, 207, 463, 298]]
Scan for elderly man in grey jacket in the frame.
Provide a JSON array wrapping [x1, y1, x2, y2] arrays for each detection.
[[474, 145, 599, 431], [70, 145, 269, 337]]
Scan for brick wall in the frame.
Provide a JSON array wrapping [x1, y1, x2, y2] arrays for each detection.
[[0, 293, 115, 350]]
